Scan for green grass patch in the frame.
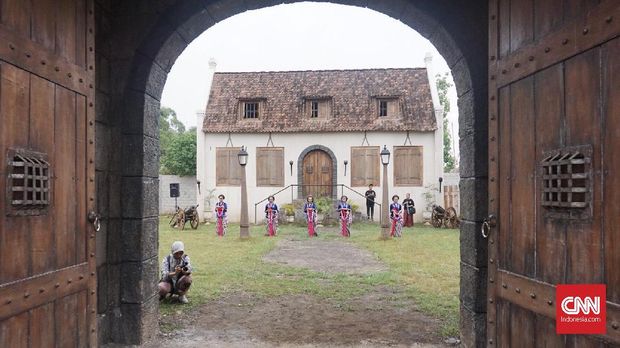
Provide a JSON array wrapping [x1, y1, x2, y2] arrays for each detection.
[[159, 217, 460, 337]]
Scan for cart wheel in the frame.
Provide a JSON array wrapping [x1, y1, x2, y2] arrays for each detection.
[[445, 207, 458, 229], [431, 211, 443, 228], [190, 213, 199, 229]]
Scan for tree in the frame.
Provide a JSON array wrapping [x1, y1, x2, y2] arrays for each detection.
[[159, 107, 196, 176], [160, 130, 196, 176], [436, 73, 457, 172]]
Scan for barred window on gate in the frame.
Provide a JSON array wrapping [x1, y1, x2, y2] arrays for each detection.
[[8, 149, 50, 215], [540, 145, 592, 220]]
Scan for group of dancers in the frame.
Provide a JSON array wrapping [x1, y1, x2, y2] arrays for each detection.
[[213, 192, 415, 238]]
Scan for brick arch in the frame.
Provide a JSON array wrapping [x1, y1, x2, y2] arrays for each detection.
[[96, 1, 488, 346], [297, 145, 338, 199]]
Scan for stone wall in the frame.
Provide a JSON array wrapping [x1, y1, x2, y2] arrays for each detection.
[[94, 0, 488, 346]]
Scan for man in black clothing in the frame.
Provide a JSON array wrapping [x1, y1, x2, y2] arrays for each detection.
[[365, 184, 377, 221]]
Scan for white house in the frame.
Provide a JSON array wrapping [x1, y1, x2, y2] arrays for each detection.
[[196, 56, 444, 223]]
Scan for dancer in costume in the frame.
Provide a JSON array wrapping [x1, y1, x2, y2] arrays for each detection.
[[303, 195, 318, 237], [214, 194, 228, 237], [402, 193, 415, 228], [390, 194, 403, 237], [264, 196, 279, 237], [337, 195, 352, 237]]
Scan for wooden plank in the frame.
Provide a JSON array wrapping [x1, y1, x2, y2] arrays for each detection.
[[0, 0, 30, 38], [0, 263, 89, 321], [29, 302, 55, 348], [564, 48, 602, 284], [31, 0, 57, 51], [29, 74, 57, 276], [498, 0, 511, 58], [497, 299, 511, 347], [607, 302, 620, 344], [510, 304, 536, 347], [533, 64, 567, 285], [497, 270, 556, 318], [55, 293, 78, 348], [55, 0, 78, 65], [498, 86, 512, 269], [498, 270, 620, 344], [535, 0, 565, 40], [564, 0, 602, 22], [510, 0, 534, 53], [0, 311, 28, 348], [54, 85, 77, 269], [603, 38, 620, 304], [0, 23, 93, 96], [75, 0, 87, 68], [488, 3, 500, 343], [76, 94, 87, 263], [535, 314, 565, 347], [496, 1, 620, 88], [76, 290, 88, 347], [0, 63, 31, 284]]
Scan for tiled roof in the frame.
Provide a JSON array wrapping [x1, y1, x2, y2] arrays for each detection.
[[203, 68, 437, 133]]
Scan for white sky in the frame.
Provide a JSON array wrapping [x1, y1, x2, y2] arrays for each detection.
[[161, 2, 459, 158]]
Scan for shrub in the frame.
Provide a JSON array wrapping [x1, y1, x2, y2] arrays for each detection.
[[281, 203, 295, 216], [315, 197, 333, 214]]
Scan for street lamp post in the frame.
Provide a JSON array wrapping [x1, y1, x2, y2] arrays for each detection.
[[238, 146, 250, 238], [380, 145, 391, 239]]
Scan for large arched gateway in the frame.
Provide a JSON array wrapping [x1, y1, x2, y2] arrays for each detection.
[[0, 1, 618, 347]]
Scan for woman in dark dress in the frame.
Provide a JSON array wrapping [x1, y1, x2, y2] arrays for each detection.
[[402, 193, 415, 227]]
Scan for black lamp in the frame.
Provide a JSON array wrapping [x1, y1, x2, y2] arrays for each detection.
[[344, 160, 349, 176], [289, 160, 294, 176]]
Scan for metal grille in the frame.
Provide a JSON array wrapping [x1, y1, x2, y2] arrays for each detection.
[[8, 150, 50, 213], [541, 148, 590, 209]]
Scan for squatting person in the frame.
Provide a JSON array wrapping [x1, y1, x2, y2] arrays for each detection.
[[158, 241, 193, 304]]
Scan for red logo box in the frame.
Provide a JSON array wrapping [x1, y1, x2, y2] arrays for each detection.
[[556, 284, 606, 335]]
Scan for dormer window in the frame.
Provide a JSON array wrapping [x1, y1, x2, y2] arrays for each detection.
[[244, 102, 259, 119], [305, 97, 331, 119], [379, 100, 388, 117], [238, 99, 264, 120], [311, 101, 319, 118], [376, 97, 400, 117]]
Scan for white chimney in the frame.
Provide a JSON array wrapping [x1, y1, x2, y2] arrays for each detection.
[[424, 52, 445, 193], [196, 58, 218, 220]]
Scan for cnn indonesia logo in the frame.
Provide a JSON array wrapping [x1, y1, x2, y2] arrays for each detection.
[[556, 284, 606, 335]]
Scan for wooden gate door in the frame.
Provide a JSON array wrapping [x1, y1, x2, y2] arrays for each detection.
[[302, 150, 333, 198], [487, 0, 620, 346], [0, 0, 97, 346]]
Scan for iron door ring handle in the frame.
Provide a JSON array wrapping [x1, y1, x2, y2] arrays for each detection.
[[481, 221, 490, 238]]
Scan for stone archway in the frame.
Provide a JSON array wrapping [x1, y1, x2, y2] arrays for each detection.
[[95, 1, 488, 346]]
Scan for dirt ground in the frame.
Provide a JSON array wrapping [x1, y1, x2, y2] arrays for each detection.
[[152, 235, 450, 348], [262, 237, 387, 274]]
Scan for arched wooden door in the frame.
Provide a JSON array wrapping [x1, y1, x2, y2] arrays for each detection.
[[487, 0, 620, 346], [0, 0, 97, 346], [302, 150, 333, 198]]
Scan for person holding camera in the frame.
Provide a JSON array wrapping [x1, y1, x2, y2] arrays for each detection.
[[158, 241, 193, 304]]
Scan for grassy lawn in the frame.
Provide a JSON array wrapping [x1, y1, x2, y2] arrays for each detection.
[[159, 217, 460, 337]]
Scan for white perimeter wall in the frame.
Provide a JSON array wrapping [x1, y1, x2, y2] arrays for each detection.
[[196, 130, 443, 223], [159, 175, 197, 214]]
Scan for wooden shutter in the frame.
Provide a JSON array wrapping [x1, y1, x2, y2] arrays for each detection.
[[256, 147, 284, 186], [393, 146, 423, 186], [388, 99, 399, 117], [351, 146, 380, 186], [216, 147, 241, 186]]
